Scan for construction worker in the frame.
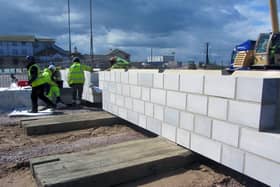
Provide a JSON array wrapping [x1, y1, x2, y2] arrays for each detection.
[[26, 56, 56, 113], [109, 56, 131, 69], [67, 57, 92, 106], [43, 65, 65, 107]]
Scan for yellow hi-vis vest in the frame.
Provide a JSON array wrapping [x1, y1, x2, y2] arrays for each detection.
[[28, 64, 45, 87], [68, 62, 85, 85]]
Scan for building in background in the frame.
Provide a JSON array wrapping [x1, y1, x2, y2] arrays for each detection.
[[0, 35, 68, 70]]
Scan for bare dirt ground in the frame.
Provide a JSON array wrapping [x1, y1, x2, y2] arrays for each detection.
[[0, 107, 268, 187]]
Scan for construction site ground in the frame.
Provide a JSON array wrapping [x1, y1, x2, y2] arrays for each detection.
[[0, 106, 267, 187]]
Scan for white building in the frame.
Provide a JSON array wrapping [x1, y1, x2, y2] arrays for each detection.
[[147, 55, 175, 63]]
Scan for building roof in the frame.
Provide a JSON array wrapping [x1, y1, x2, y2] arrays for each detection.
[[0, 35, 55, 43]]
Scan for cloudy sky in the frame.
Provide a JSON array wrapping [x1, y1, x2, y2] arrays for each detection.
[[0, 0, 277, 63]]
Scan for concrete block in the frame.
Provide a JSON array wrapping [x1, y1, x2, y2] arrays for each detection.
[[191, 133, 222, 162], [130, 86, 141, 99], [166, 91, 186, 110], [99, 81, 104, 89], [164, 73, 179, 90], [194, 116, 212, 138], [240, 128, 280, 163], [110, 93, 116, 104], [111, 105, 118, 115], [145, 102, 154, 117], [104, 71, 111, 81], [118, 107, 127, 119], [151, 89, 166, 105], [138, 114, 147, 128], [245, 153, 280, 187], [139, 72, 153, 87], [133, 99, 145, 114], [164, 107, 179, 127], [147, 117, 162, 135], [127, 110, 139, 124], [180, 112, 194, 131], [222, 145, 244, 173], [116, 95, 124, 107], [116, 84, 122, 95], [154, 73, 163, 88], [102, 81, 108, 90], [162, 123, 177, 142], [108, 82, 117, 93], [187, 94, 208, 115], [109, 71, 115, 82], [208, 97, 228, 120], [121, 72, 129, 83], [122, 84, 130, 96], [154, 105, 164, 121], [236, 77, 279, 103], [180, 74, 204, 94], [125, 97, 133, 110], [99, 71, 105, 81], [115, 71, 121, 82], [142, 87, 150, 101], [205, 75, 236, 99], [228, 101, 276, 130], [176, 128, 190, 148], [129, 72, 138, 85], [212, 120, 239, 147]]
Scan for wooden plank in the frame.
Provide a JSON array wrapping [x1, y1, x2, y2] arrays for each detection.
[[30, 137, 194, 187], [21, 111, 123, 136]]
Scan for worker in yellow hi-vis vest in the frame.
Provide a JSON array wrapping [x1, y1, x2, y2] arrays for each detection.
[[26, 56, 55, 113], [67, 57, 92, 106]]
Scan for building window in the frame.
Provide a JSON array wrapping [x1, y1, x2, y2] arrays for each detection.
[[0, 58, 3, 63], [21, 49, 27, 55], [0, 49, 3, 55], [0, 42, 2, 46], [12, 49, 18, 55], [21, 42, 26, 46], [13, 58, 19, 65], [12, 42, 17, 46]]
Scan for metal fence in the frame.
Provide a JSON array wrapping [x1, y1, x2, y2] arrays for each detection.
[[0, 73, 28, 88]]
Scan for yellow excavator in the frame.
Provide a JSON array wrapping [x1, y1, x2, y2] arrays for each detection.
[[228, 0, 280, 72]]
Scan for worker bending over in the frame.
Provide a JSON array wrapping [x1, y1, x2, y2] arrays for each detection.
[[26, 56, 56, 113], [67, 57, 92, 106]]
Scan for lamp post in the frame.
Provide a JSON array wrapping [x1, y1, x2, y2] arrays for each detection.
[[68, 0, 72, 58], [90, 0, 94, 66]]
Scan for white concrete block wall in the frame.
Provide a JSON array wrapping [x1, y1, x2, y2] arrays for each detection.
[[100, 70, 280, 187]]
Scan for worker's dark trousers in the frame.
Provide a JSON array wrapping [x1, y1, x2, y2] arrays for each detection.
[[70, 84, 84, 102], [31, 84, 55, 112]]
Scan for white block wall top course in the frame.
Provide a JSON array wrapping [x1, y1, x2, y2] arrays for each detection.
[[122, 84, 130, 96], [212, 120, 239, 147], [139, 72, 154, 87], [180, 73, 204, 94], [180, 112, 194, 131], [118, 107, 127, 119], [147, 117, 162, 135], [236, 77, 279, 103], [142, 87, 150, 101], [204, 75, 236, 99], [240, 128, 280, 163], [133, 99, 145, 114], [166, 91, 187, 110], [187, 94, 208, 115], [164, 73, 179, 91], [121, 72, 129, 83], [104, 71, 111, 81], [151, 89, 166, 105], [145, 102, 154, 117], [115, 71, 121, 82], [164, 107, 180, 127], [138, 115, 147, 128], [124, 97, 133, 110], [245, 153, 280, 187], [109, 82, 117, 93], [130, 86, 141, 99], [154, 73, 164, 88], [154, 105, 164, 121], [222, 145, 244, 173], [208, 97, 228, 120], [109, 71, 115, 82], [176, 128, 190, 148], [194, 115, 212, 138], [99, 71, 104, 81], [128, 72, 138, 85], [162, 123, 177, 142], [127, 110, 139, 124], [191, 133, 222, 162], [116, 95, 124, 107], [228, 100, 276, 130]]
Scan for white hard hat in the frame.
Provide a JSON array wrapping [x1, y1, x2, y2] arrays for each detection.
[[48, 65, 56, 71]]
